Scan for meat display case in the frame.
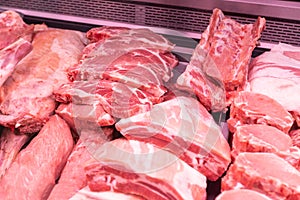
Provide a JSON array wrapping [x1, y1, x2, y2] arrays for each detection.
[[1, 0, 300, 199]]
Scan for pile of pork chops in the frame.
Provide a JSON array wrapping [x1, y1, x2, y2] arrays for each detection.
[[0, 8, 300, 200]]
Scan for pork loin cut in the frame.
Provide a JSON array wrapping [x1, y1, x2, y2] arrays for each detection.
[[216, 189, 272, 200], [0, 128, 29, 178], [48, 128, 113, 200], [0, 115, 74, 200], [84, 138, 207, 200], [222, 152, 300, 200], [0, 29, 85, 134], [177, 8, 265, 111], [249, 43, 300, 126], [227, 91, 294, 133], [116, 96, 231, 181], [231, 124, 300, 170]]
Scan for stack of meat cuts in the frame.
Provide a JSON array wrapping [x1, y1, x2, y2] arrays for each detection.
[[177, 8, 265, 111]]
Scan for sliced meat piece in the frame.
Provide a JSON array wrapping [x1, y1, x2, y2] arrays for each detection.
[[0, 38, 32, 87], [86, 26, 130, 43], [0, 10, 34, 50], [227, 91, 294, 134], [231, 124, 300, 170], [85, 138, 207, 200], [249, 43, 300, 126], [222, 152, 300, 200], [177, 8, 265, 111], [0, 29, 85, 134], [70, 186, 144, 200], [0, 115, 74, 200], [0, 128, 29, 178], [216, 189, 272, 200], [47, 128, 113, 200], [290, 129, 300, 148], [116, 96, 231, 181]]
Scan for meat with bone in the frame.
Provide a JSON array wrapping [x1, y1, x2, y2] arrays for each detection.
[[47, 128, 113, 200], [0, 10, 34, 50], [0, 29, 85, 134], [231, 124, 300, 170], [0, 128, 29, 178], [227, 91, 294, 134], [85, 138, 207, 200], [177, 8, 265, 111], [0, 38, 32, 87], [222, 152, 300, 199], [0, 115, 74, 200], [249, 43, 300, 126], [216, 189, 272, 200], [116, 96, 231, 181]]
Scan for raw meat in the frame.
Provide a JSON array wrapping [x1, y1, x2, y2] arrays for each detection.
[[0, 29, 85, 134], [0, 10, 34, 50], [0, 38, 32, 87], [70, 186, 144, 200], [222, 152, 300, 200], [0, 128, 29, 178], [249, 43, 300, 126], [177, 8, 265, 111], [48, 128, 113, 200], [85, 138, 207, 200], [216, 189, 272, 200], [116, 96, 231, 181], [0, 115, 74, 200], [290, 129, 300, 148], [231, 124, 300, 170], [227, 91, 294, 133], [86, 26, 130, 43]]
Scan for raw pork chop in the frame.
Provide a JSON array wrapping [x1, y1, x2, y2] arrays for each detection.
[[227, 91, 294, 133], [85, 138, 207, 200], [0, 29, 85, 134], [216, 189, 272, 200], [222, 152, 300, 200], [231, 124, 300, 170], [177, 8, 265, 111], [116, 96, 231, 181], [0, 128, 29, 177], [48, 128, 113, 200], [0, 115, 74, 200], [249, 43, 300, 126], [0, 10, 34, 50]]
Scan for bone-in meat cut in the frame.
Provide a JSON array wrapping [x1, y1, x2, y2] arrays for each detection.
[[84, 138, 207, 200], [227, 91, 294, 133], [0, 28, 85, 134], [177, 8, 265, 111], [216, 189, 272, 200], [0, 115, 74, 200], [116, 96, 231, 181], [222, 152, 300, 200], [249, 43, 300, 126]]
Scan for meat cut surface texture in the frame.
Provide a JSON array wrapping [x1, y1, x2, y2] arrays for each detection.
[[0, 115, 74, 200], [0, 28, 85, 133], [216, 189, 272, 200], [227, 91, 294, 133], [249, 43, 300, 126], [84, 138, 207, 200], [222, 152, 300, 200], [290, 129, 300, 148], [116, 96, 231, 181], [177, 8, 265, 111]]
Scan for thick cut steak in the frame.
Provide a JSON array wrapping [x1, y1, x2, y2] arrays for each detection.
[[0, 29, 85, 133], [177, 8, 265, 111], [84, 138, 207, 200], [249, 43, 300, 126], [0, 128, 29, 178], [222, 152, 300, 200], [116, 96, 231, 181], [0, 115, 74, 200], [227, 91, 294, 133], [216, 189, 272, 200], [231, 124, 300, 170], [48, 128, 113, 200]]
